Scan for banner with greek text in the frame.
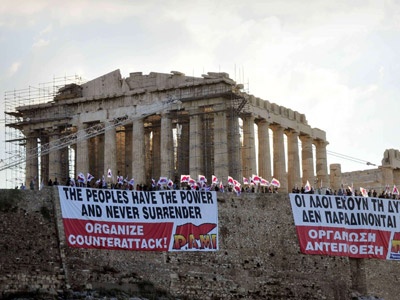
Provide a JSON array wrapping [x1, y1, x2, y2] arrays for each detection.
[[58, 186, 218, 252], [289, 193, 400, 260]]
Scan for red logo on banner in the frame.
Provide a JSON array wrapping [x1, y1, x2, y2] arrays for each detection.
[[173, 223, 217, 250]]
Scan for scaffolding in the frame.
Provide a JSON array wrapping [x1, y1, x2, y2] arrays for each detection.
[[3, 75, 85, 188], [2, 73, 249, 189]]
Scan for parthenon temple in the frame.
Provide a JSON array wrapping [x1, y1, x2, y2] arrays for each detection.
[[5, 70, 329, 191]]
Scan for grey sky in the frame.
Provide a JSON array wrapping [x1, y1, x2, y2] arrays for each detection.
[[1, 0, 399, 187]]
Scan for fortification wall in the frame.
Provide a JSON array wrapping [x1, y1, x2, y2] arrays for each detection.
[[0, 189, 64, 295], [341, 169, 383, 192], [0, 188, 398, 299]]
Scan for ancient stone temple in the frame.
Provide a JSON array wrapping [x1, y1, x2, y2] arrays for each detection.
[[5, 70, 328, 191]]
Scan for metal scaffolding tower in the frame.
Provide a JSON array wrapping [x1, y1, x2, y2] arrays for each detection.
[[3, 75, 84, 188]]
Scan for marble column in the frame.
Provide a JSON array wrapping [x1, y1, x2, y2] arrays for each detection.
[[152, 126, 161, 179], [242, 114, 257, 178], [124, 126, 133, 179], [76, 124, 89, 180], [60, 146, 69, 184], [40, 136, 49, 187], [88, 136, 96, 179], [286, 129, 301, 191], [104, 121, 117, 182], [270, 124, 287, 191], [144, 129, 152, 182], [132, 118, 145, 185], [300, 135, 315, 187], [315, 139, 329, 189], [25, 133, 38, 189], [214, 111, 229, 181], [177, 122, 190, 176], [228, 114, 242, 180], [160, 113, 174, 180], [94, 135, 104, 179], [48, 129, 62, 183], [257, 119, 272, 180], [189, 112, 203, 179], [329, 164, 342, 192], [116, 127, 126, 177]]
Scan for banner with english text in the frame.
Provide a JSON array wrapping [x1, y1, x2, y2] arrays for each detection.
[[289, 193, 400, 260], [58, 186, 218, 252]]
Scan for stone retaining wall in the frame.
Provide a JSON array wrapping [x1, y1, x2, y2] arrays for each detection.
[[0, 187, 398, 299]]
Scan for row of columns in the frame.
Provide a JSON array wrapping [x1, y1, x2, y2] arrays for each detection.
[[241, 115, 329, 191], [26, 130, 69, 188], [25, 110, 329, 192]]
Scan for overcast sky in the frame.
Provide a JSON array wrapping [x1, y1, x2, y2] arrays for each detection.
[[1, 0, 399, 188]]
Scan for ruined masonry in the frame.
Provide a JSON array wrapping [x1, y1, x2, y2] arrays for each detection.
[[6, 70, 329, 191]]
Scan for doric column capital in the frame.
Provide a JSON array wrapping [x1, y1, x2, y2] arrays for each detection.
[[298, 134, 312, 143], [285, 128, 299, 137], [313, 138, 329, 148], [241, 112, 255, 120], [255, 118, 269, 125], [269, 123, 285, 132]]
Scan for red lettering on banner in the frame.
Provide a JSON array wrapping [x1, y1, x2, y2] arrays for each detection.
[[296, 226, 390, 259]]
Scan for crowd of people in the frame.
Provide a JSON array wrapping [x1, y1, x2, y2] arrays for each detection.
[[291, 185, 399, 200], [23, 175, 280, 195], [22, 175, 399, 200]]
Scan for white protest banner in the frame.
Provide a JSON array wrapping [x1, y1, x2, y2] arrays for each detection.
[[58, 186, 218, 252], [289, 193, 400, 260]]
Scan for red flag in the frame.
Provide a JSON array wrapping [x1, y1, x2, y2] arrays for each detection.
[[360, 187, 368, 197], [348, 185, 354, 196], [304, 180, 311, 193], [252, 174, 261, 183], [393, 185, 399, 195], [87, 173, 94, 182], [158, 177, 168, 185], [271, 178, 280, 188], [180, 175, 190, 183], [77, 172, 85, 183], [385, 184, 390, 195], [198, 175, 207, 183], [167, 179, 174, 188], [212, 175, 218, 184], [234, 184, 241, 195], [219, 182, 224, 193]]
